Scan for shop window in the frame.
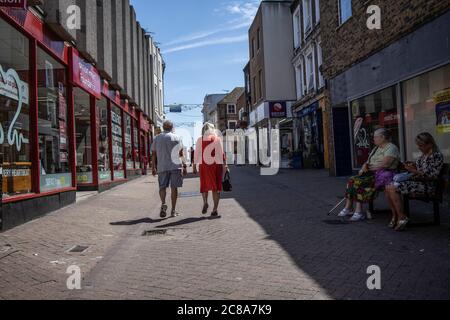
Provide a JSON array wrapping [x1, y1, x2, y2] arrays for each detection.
[[37, 47, 71, 192], [0, 18, 31, 197], [133, 119, 140, 168], [111, 104, 124, 179], [402, 64, 450, 163], [125, 114, 133, 169], [97, 98, 111, 182], [74, 88, 92, 184], [351, 86, 399, 168]]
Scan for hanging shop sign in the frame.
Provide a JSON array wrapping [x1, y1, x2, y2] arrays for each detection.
[[71, 49, 101, 99], [0, 0, 27, 9], [435, 88, 450, 134], [0, 64, 30, 152], [269, 101, 287, 118]]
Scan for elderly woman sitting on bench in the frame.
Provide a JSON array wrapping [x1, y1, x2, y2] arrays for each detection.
[[385, 133, 444, 231], [338, 129, 400, 221]]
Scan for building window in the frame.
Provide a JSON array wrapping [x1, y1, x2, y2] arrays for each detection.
[[227, 104, 236, 114], [253, 76, 257, 104], [293, 8, 301, 48], [111, 104, 124, 179], [306, 52, 315, 92], [258, 70, 263, 99], [125, 114, 133, 169], [257, 28, 261, 50], [97, 98, 111, 182], [317, 42, 325, 88], [402, 63, 450, 163], [339, 0, 352, 25], [303, 0, 313, 35], [74, 88, 92, 184], [251, 38, 255, 58], [315, 0, 320, 24], [228, 121, 237, 130], [0, 19, 31, 197], [295, 64, 304, 99], [351, 86, 399, 168], [37, 47, 72, 192]]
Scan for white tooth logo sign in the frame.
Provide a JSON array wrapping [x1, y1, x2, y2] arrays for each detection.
[[0, 64, 30, 152]]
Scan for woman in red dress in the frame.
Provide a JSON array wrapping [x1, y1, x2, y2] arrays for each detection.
[[194, 123, 228, 217]]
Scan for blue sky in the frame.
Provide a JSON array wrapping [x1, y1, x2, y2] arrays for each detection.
[[130, 0, 260, 105]]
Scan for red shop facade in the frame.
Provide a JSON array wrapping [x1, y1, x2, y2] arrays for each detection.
[[0, 7, 153, 231]]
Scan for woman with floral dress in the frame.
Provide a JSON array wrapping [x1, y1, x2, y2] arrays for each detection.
[[385, 132, 444, 231], [338, 129, 400, 221]]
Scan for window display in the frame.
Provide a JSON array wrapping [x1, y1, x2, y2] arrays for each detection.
[[133, 119, 140, 169], [403, 63, 450, 163], [0, 18, 31, 197], [74, 88, 93, 184], [37, 47, 71, 192], [98, 98, 111, 181], [111, 105, 124, 179], [351, 86, 399, 168], [125, 114, 133, 169]]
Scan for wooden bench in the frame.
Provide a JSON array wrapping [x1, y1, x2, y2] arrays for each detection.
[[403, 163, 450, 226]]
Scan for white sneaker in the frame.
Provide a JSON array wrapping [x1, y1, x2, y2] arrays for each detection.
[[350, 212, 366, 222], [338, 208, 353, 218]]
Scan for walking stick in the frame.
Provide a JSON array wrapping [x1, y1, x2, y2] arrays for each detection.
[[328, 198, 346, 216]]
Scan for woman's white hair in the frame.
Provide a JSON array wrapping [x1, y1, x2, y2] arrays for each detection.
[[202, 122, 216, 136]]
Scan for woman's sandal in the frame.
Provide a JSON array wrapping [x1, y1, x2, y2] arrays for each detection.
[[388, 219, 397, 228], [202, 204, 209, 215], [395, 218, 410, 231]]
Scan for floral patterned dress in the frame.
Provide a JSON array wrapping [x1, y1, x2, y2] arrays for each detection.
[[396, 152, 444, 196]]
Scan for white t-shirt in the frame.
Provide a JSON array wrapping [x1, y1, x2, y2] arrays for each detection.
[[152, 131, 184, 173]]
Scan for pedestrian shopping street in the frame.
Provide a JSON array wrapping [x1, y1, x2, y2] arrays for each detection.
[[1, 166, 449, 300]]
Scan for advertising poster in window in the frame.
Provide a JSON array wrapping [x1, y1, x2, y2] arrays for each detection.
[[435, 88, 450, 134]]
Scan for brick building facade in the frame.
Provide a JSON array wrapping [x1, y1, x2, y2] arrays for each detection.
[[320, 0, 450, 176]]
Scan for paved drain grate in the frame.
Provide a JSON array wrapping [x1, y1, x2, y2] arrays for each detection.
[[142, 229, 168, 236], [67, 245, 90, 253]]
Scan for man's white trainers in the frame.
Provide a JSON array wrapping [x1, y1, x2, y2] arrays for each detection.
[[338, 208, 353, 218], [350, 212, 366, 222]]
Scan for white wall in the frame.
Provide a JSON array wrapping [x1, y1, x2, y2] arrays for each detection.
[[262, 2, 297, 102]]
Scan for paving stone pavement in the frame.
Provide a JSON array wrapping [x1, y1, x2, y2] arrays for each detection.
[[1, 166, 450, 300]]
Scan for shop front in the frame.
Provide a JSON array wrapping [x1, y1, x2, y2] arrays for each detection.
[[1, 8, 75, 230], [330, 11, 450, 176], [347, 63, 450, 171], [293, 102, 325, 170]]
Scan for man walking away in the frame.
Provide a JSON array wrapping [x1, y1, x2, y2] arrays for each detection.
[[152, 121, 188, 218]]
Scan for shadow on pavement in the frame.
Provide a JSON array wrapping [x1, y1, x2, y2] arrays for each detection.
[[221, 165, 450, 300], [110, 217, 167, 226], [156, 217, 210, 229]]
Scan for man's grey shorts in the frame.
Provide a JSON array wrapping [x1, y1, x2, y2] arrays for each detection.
[[158, 169, 184, 189]]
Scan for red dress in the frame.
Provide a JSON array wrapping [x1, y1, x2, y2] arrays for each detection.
[[195, 135, 225, 193]]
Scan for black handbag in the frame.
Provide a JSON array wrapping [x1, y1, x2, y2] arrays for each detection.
[[222, 170, 232, 192]]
